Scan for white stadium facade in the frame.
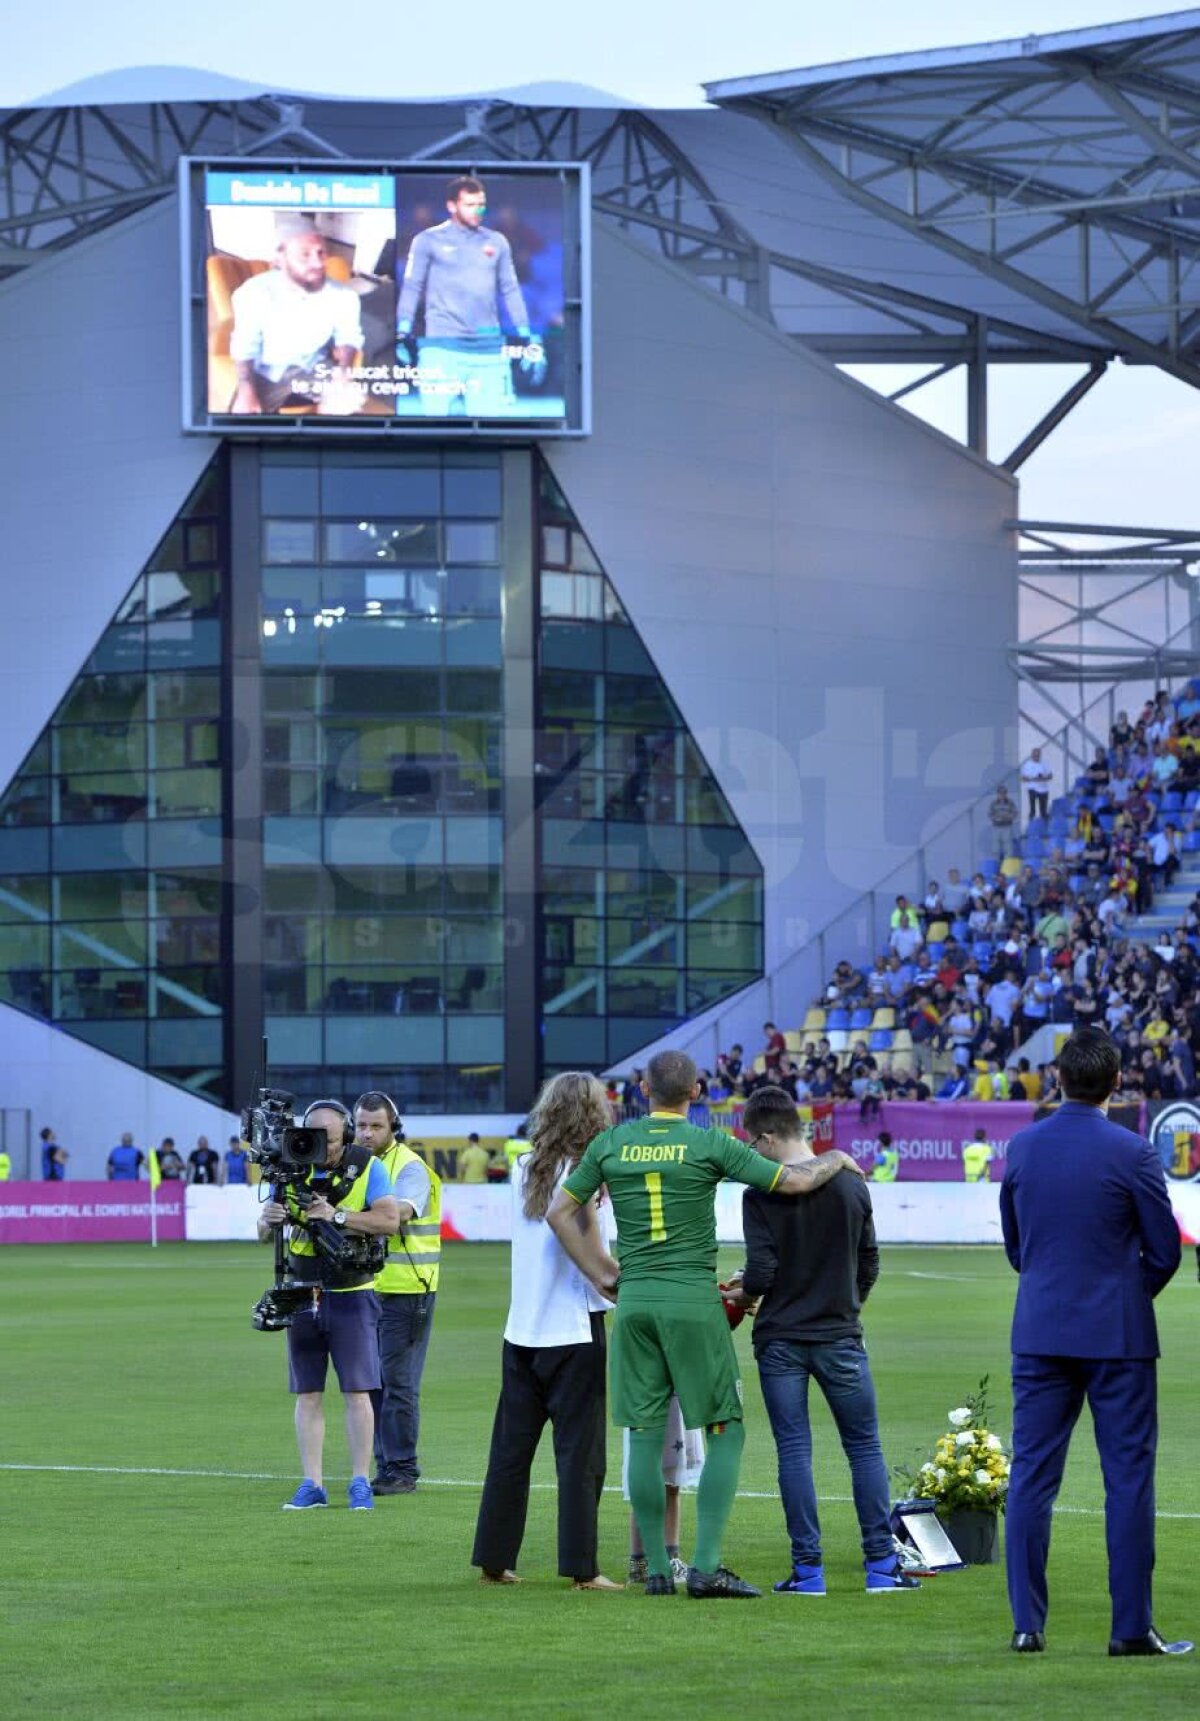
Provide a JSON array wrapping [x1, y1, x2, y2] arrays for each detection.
[[3, 11, 1200, 1170]]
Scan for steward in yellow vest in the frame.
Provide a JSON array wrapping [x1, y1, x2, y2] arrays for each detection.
[[353, 1091, 441, 1496], [0, 1150, 10, 1181], [871, 1137, 900, 1182], [962, 1136, 993, 1183]]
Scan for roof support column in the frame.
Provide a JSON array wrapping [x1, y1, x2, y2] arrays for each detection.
[[966, 315, 988, 457]]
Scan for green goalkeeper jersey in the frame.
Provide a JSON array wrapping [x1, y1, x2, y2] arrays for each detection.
[[562, 1112, 782, 1293]]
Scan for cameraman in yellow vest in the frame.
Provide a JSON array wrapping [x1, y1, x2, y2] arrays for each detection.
[[354, 1091, 442, 1497]]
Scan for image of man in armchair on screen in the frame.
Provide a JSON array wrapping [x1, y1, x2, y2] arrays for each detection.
[[227, 221, 365, 416]]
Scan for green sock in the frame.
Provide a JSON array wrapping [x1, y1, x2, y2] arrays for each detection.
[[626, 1427, 670, 1578], [693, 1420, 745, 1575]]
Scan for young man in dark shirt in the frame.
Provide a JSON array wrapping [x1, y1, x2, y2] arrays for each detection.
[[734, 1086, 918, 1596]]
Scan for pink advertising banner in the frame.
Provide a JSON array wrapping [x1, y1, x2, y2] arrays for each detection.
[[831, 1103, 1036, 1181], [0, 1182, 186, 1244]]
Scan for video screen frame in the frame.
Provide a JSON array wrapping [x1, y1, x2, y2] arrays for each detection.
[[179, 155, 591, 438]]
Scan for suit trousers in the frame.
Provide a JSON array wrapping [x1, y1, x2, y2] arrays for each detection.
[[472, 1313, 607, 1580], [1006, 1353, 1157, 1640]]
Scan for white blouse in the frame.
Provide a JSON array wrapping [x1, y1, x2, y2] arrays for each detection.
[[503, 1156, 612, 1348]]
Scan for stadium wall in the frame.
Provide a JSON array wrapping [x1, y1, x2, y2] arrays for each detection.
[[548, 223, 1018, 1062]]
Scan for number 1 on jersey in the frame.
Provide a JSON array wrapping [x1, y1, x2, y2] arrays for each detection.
[[644, 1171, 667, 1242]]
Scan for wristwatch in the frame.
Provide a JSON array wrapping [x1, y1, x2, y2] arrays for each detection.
[[333, 1209, 348, 1228]]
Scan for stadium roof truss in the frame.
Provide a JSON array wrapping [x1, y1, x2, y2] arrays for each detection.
[[707, 12, 1200, 402]]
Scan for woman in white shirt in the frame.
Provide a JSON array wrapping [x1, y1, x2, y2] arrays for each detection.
[[472, 1071, 623, 1590]]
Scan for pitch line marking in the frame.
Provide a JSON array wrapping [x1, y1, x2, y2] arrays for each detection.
[[0, 1464, 1196, 1520]]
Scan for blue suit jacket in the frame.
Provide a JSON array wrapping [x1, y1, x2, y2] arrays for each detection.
[[1000, 1101, 1180, 1358]]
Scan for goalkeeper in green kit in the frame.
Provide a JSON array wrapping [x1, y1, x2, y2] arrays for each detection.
[[548, 1049, 864, 1598]]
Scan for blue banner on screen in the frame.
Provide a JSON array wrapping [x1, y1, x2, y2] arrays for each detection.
[[202, 164, 573, 424]]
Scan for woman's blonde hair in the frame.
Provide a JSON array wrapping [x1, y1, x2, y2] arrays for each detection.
[[521, 1071, 612, 1221]]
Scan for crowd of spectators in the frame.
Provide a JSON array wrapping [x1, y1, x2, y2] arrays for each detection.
[[614, 687, 1200, 1110]]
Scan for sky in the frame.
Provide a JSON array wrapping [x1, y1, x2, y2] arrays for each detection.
[[5, 0, 1199, 533], [7, 0, 1190, 109]]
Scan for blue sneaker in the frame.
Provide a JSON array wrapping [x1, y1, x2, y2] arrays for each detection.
[[348, 1476, 374, 1511], [865, 1556, 920, 1593], [283, 1480, 328, 1511], [774, 1564, 826, 1596]]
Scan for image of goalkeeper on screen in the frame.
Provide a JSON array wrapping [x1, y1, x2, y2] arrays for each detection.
[[395, 175, 546, 417], [547, 1049, 865, 1600]]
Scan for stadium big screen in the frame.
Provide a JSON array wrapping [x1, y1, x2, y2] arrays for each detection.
[[181, 158, 590, 435]]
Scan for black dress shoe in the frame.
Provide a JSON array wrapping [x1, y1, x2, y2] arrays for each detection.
[[1108, 1628, 1194, 1657], [1011, 1631, 1045, 1653]]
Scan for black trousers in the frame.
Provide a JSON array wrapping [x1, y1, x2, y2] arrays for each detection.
[[472, 1313, 607, 1580]]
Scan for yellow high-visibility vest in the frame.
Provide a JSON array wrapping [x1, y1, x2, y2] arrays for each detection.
[[872, 1148, 899, 1183], [284, 1158, 376, 1292], [376, 1141, 442, 1294], [962, 1142, 992, 1183], [0, 1151, 10, 1181]]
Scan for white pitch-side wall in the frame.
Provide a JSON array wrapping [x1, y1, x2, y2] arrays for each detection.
[[546, 223, 1019, 1065]]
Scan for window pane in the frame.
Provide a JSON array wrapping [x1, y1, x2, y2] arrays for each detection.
[[446, 520, 499, 563], [261, 463, 319, 515], [264, 520, 318, 564], [321, 462, 440, 517], [324, 520, 438, 564]]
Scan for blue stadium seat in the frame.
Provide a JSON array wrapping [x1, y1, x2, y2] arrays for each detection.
[[980, 857, 999, 878], [1185, 831, 1200, 852], [826, 1008, 850, 1030], [1068, 873, 1085, 894], [869, 1029, 894, 1052], [950, 918, 969, 939], [1049, 818, 1069, 838], [1096, 813, 1114, 833], [1024, 837, 1046, 860], [850, 1007, 872, 1030], [1185, 789, 1200, 810], [1025, 815, 1047, 837], [1161, 790, 1184, 813], [1050, 796, 1071, 818], [925, 941, 945, 961], [973, 941, 993, 962]]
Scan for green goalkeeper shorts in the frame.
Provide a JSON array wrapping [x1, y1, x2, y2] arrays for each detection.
[[610, 1294, 743, 1430]]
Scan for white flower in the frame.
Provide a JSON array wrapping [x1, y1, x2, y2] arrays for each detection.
[[936, 1468, 947, 1484], [986, 1433, 1003, 1452], [974, 1469, 992, 1487], [955, 1431, 975, 1447], [920, 1463, 936, 1475], [948, 1408, 973, 1428]]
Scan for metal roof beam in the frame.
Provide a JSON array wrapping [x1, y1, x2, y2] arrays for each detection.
[[1001, 361, 1106, 471]]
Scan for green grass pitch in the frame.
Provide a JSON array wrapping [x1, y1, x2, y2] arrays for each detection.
[[0, 1242, 1195, 1719]]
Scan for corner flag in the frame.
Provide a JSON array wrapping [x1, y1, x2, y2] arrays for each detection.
[[148, 1148, 161, 1247]]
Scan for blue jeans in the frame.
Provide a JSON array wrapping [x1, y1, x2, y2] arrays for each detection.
[[757, 1336, 893, 1566], [371, 1291, 436, 1478]]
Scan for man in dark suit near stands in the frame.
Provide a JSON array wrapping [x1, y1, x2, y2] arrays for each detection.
[[1000, 1027, 1190, 1657]]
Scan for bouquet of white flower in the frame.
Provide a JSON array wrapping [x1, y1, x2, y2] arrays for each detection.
[[905, 1377, 1011, 1518]]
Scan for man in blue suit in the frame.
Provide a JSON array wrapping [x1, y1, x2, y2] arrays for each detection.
[[1000, 1027, 1189, 1657]]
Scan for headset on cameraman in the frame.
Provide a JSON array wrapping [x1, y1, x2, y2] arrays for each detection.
[[352, 1090, 435, 1298]]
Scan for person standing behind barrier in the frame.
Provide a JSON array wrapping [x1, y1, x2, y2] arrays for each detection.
[[460, 1132, 491, 1184], [0, 1146, 10, 1180], [107, 1133, 143, 1181], [988, 783, 1019, 860], [1000, 1027, 1190, 1657], [224, 1134, 250, 1185], [871, 1132, 899, 1183], [502, 1124, 528, 1178], [472, 1072, 622, 1590], [354, 1092, 441, 1497], [1021, 748, 1053, 822], [40, 1127, 68, 1181]]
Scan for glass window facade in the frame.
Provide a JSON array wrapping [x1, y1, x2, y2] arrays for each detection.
[[259, 449, 505, 1112], [0, 448, 762, 1111], [537, 464, 764, 1073], [0, 462, 227, 1101]]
